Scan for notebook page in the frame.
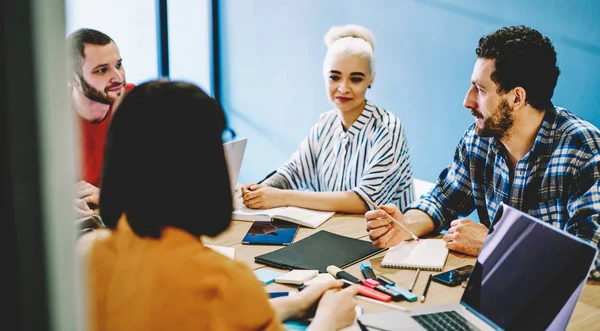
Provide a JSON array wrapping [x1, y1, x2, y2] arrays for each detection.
[[381, 239, 449, 270]]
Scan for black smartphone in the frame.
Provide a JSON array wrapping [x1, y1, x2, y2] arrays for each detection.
[[241, 219, 299, 245], [432, 265, 474, 287]]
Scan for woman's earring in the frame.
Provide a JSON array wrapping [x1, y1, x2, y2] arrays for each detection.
[[368, 85, 372, 89]]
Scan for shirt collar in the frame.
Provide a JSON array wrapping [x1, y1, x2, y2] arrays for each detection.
[[335, 101, 376, 140], [489, 107, 558, 158]]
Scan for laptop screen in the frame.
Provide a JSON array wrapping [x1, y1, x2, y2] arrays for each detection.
[[460, 203, 597, 330]]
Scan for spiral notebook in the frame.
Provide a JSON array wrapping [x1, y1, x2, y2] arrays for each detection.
[[254, 230, 386, 273], [380, 239, 449, 271]]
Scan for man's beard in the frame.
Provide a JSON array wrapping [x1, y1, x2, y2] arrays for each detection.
[[80, 75, 125, 105], [472, 98, 514, 139]]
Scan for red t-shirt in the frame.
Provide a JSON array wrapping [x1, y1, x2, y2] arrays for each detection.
[[79, 84, 135, 187]]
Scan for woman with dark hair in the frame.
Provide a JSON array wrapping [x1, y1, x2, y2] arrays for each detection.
[[78, 80, 358, 331]]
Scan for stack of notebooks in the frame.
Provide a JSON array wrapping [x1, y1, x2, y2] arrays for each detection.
[[254, 230, 386, 273]]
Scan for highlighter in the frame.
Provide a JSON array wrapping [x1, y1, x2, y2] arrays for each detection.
[[327, 265, 363, 285], [360, 262, 377, 280], [339, 279, 392, 302], [385, 284, 418, 302], [363, 279, 404, 302]]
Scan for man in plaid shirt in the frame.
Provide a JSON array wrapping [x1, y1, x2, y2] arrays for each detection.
[[366, 26, 600, 280]]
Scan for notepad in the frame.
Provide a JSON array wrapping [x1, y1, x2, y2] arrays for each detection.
[[380, 239, 449, 271], [275, 270, 318, 285], [254, 269, 285, 285], [205, 244, 235, 259]]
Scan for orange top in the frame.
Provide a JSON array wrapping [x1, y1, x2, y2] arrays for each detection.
[[78, 218, 285, 331]]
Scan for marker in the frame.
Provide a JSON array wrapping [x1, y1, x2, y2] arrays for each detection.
[[363, 279, 404, 302], [360, 262, 377, 280], [339, 279, 392, 302], [385, 284, 418, 302], [268, 292, 296, 299], [409, 269, 420, 292], [421, 274, 433, 303], [377, 275, 396, 286], [327, 265, 363, 285], [364, 196, 420, 242]]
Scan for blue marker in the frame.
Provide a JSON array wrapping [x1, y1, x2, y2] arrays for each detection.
[[360, 261, 377, 280], [385, 284, 418, 302]]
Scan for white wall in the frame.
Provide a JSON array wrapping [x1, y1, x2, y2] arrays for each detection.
[[65, 0, 159, 85]]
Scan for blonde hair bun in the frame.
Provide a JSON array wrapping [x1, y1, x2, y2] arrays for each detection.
[[324, 24, 375, 52]]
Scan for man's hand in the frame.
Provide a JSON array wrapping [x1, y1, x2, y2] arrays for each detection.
[[241, 184, 285, 209], [443, 218, 488, 256], [76, 180, 100, 207], [365, 204, 411, 248], [75, 198, 94, 218]]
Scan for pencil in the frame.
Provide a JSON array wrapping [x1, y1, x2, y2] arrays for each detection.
[[421, 274, 433, 303], [409, 268, 420, 292], [364, 197, 420, 242], [356, 295, 410, 312]]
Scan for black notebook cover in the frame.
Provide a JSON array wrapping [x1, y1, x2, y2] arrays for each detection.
[[254, 230, 387, 273]]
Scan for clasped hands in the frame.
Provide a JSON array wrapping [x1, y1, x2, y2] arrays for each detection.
[[241, 183, 285, 209]]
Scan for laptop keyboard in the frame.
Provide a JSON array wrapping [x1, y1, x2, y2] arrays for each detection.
[[412, 311, 480, 331]]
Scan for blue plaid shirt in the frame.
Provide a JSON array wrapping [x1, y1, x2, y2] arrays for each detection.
[[408, 107, 600, 280]]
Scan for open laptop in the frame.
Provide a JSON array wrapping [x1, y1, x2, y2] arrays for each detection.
[[223, 137, 247, 196], [358, 203, 598, 331]]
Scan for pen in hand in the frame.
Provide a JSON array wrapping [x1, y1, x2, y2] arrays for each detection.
[[421, 274, 432, 303], [364, 197, 420, 242], [409, 268, 420, 292], [257, 170, 277, 185]]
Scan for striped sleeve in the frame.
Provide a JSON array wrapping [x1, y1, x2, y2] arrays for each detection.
[[277, 121, 321, 191], [352, 112, 414, 211]]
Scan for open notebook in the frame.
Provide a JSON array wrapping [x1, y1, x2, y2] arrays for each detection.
[[232, 206, 334, 229], [380, 239, 449, 271]]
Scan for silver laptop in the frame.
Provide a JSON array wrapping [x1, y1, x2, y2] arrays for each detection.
[[358, 203, 598, 331], [223, 137, 247, 196]]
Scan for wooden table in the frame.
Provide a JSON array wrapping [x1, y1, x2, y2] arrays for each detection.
[[203, 213, 600, 330]]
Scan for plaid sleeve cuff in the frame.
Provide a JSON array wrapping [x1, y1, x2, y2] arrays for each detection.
[[405, 197, 449, 234]]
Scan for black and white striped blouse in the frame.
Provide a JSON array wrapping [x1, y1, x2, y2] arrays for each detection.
[[278, 101, 414, 210]]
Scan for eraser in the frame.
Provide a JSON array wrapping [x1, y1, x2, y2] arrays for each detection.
[[275, 270, 319, 285]]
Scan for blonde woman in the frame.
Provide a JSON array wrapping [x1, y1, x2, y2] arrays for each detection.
[[243, 24, 414, 214]]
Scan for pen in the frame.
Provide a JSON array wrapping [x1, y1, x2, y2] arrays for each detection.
[[364, 196, 420, 242], [257, 170, 277, 185], [409, 268, 420, 292], [356, 294, 409, 312], [421, 274, 432, 303]]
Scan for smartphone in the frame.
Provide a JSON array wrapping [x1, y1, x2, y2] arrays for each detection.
[[241, 219, 299, 245], [432, 265, 474, 287]]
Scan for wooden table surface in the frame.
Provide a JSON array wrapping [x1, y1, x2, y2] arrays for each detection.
[[203, 213, 600, 330]]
